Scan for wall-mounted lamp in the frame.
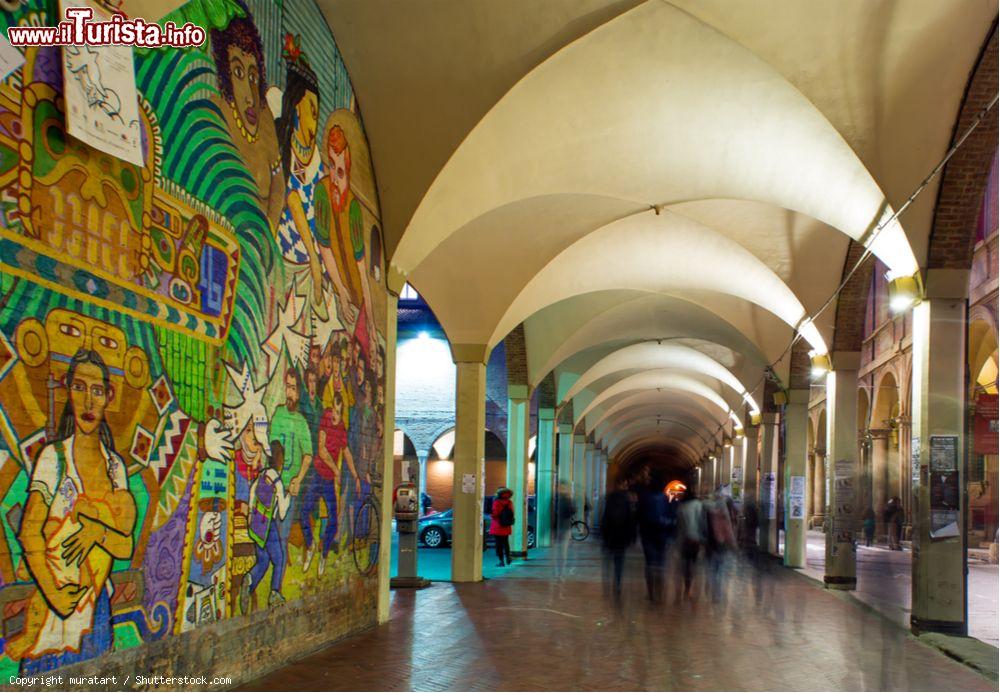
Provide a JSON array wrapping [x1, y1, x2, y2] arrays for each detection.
[[888, 273, 921, 314], [772, 391, 788, 406]]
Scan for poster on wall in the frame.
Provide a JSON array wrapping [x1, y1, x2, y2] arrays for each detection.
[[974, 394, 999, 454], [761, 472, 777, 519], [731, 466, 742, 502], [929, 435, 960, 539], [911, 436, 921, 491], [0, 34, 24, 81], [832, 459, 855, 541], [60, 0, 144, 165], [789, 475, 806, 520]]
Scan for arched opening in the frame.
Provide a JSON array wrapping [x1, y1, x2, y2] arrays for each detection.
[[871, 371, 901, 538], [811, 409, 827, 528]]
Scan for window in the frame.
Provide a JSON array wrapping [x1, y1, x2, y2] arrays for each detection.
[[400, 283, 419, 301]]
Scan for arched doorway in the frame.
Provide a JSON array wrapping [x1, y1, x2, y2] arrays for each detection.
[[811, 409, 827, 528], [871, 371, 901, 541]]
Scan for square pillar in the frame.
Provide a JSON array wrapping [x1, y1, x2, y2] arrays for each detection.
[[536, 408, 556, 548], [910, 286, 967, 635], [506, 387, 530, 556], [557, 424, 574, 516], [759, 413, 780, 554], [451, 359, 487, 582], [824, 352, 861, 590], [784, 389, 810, 568], [744, 424, 760, 506], [732, 436, 745, 505], [377, 290, 399, 623], [583, 442, 596, 522], [573, 436, 588, 522]]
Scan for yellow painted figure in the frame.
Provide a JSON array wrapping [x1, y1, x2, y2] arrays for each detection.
[[11, 349, 136, 663]]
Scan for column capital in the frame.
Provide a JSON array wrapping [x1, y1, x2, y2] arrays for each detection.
[[868, 428, 891, 439], [573, 434, 587, 444], [386, 263, 407, 295], [787, 388, 810, 405], [508, 384, 530, 400], [538, 407, 556, 421], [451, 343, 489, 364], [558, 423, 574, 434], [830, 351, 862, 371], [923, 268, 970, 300]]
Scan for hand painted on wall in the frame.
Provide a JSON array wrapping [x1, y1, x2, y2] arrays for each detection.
[[0, 0, 387, 676]]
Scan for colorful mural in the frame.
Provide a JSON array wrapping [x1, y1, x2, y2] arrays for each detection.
[[0, 0, 385, 675]]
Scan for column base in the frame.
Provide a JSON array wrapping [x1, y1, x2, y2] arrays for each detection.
[[390, 576, 431, 589], [510, 551, 528, 558], [823, 575, 856, 590], [910, 617, 966, 636]]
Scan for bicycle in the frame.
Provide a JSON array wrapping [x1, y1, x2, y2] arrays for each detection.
[[571, 519, 589, 541], [352, 471, 382, 576]]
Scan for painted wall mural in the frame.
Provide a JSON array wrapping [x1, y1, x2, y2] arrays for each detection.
[[0, 0, 386, 675]]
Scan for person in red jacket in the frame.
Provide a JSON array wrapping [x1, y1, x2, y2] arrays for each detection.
[[490, 486, 515, 567]]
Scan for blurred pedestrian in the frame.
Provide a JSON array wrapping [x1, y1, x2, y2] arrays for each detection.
[[704, 492, 737, 603], [675, 490, 706, 603], [490, 486, 515, 567], [555, 483, 576, 578], [885, 498, 901, 550], [420, 491, 433, 516], [862, 506, 876, 547], [638, 474, 672, 603], [601, 480, 636, 601]]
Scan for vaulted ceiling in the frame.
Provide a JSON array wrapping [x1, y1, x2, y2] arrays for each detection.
[[321, 0, 997, 468]]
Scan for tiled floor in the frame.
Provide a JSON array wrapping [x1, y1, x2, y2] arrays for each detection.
[[240, 541, 996, 691]]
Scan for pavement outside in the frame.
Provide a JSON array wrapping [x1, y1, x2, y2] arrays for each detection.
[[242, 538, 996, 691], [389, 532, 545, 582], [787, 530, 999, 648]]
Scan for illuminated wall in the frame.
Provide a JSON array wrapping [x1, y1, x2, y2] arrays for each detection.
[[0, 0, 386, 678]]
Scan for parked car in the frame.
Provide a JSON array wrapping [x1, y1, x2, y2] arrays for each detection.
[[418, 495, 536, 549]]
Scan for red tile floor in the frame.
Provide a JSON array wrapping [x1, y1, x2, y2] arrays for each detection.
[[240, 541, 995, 691]]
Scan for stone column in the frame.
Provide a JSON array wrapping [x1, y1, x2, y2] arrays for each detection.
[[572, 435, 587, 521], [416, 450, 429, 510], [759, 413, 780, 555], [784, 389, 810, 567], [583, 442, 595, 523], [910, 280, 967, 635], [811, 450, 825, 527], [505, 387, 530, 557], [536, 408, 556, 548], [732, 436, 746, 505], [898, 415, 913, 537], [870, 428, 890, 541], [376, 286, 400, 623], [744, 424, 761, 506], [824, 352, 861, 590], [557, 424, 574, 519], [451, 355, 487, 582]]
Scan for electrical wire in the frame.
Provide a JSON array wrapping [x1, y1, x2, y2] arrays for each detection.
[[696, 92, 999, 460]]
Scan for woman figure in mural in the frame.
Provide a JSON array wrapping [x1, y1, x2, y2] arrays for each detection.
[[210, 6, 284, 233], [275, 37, 327, 304], [11, 350, 136, 672]]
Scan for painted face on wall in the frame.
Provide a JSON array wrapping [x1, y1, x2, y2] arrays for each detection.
[[228, 45, 260, 135], [284, 371, 299, 407], [241, 420, 261, 456], [328, 140, 348, 199], [293, 90, 318, 161], [68, 361, 112, 436]]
